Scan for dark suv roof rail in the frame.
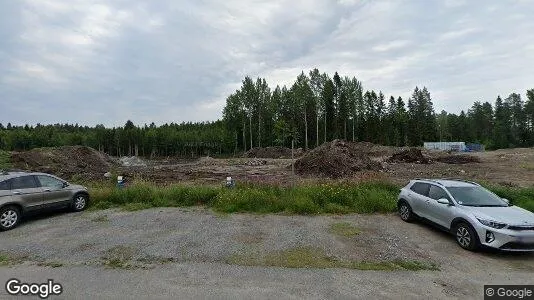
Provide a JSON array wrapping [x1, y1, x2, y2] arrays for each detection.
[[439, 178, 481, 186]]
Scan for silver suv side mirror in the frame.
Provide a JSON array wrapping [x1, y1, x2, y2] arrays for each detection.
[[437, 198, 450, 205], [502, 198, 510, 205]]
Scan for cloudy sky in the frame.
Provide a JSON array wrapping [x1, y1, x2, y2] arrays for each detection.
[[1, 0, 533, 127]]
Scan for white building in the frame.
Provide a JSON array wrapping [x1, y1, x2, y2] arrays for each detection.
[[423, 142, 466, 152]]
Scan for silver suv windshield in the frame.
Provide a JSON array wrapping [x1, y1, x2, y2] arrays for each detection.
[[447, 186, 508, 207]]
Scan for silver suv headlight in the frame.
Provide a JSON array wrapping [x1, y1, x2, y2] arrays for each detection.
[[476, 218, 506, 229]]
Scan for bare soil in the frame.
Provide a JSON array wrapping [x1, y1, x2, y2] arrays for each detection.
[[6, 144, 534, 187], [294, 140, 383, 178], [245, 146, 303, 159], [10, 146, 115, 181]]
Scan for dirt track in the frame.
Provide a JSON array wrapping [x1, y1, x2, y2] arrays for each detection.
[[1, 208, 532, 299]]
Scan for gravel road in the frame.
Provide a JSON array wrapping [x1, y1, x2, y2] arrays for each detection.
[[0, 208, 532, 299]]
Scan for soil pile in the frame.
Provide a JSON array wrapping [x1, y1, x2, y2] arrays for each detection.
[[435, 154, 481, 164], [244, 159, 267, 166], [294, 139, 382, 178], [244, 147, 303, 159], [387, 148, 431, 164], [11, 146, 115, 180]]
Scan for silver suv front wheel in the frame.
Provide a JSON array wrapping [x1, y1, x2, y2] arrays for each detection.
[[454, 222, 480, 251]]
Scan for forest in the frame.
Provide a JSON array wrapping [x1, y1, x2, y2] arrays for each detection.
[[1, 68, 533, 157]]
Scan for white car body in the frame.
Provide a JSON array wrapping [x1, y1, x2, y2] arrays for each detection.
[[397, 179, 534, 251]]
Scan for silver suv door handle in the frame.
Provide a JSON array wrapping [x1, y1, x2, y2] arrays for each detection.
[[44, 189, 51, 192], [12, 191, 21, 195]]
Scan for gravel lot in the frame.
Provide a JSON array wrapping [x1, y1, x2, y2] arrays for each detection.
[[0, 208, 533, 299]]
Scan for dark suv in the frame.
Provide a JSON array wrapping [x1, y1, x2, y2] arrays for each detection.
[[0, 171, 90, 231]]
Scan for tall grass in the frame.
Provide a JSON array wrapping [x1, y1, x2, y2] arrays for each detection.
[[0, 150, 12, 169], [486, 185, 534, 212], [88, 181, 534, 214], [89, 181, 399, 214]]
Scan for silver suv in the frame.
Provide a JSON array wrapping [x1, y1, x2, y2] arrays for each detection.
[[0, 171, 90, 231], [398, 179, 534, 251]]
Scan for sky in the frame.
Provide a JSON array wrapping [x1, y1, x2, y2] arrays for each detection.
[[1, 0, 533, 127]]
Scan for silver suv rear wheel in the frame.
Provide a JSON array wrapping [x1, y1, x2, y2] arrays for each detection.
[[398, 202, 414, 222]]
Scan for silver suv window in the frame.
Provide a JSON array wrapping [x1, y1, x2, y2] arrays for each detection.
[[0, 180, 9, 190], [428, 185, 450, 201], [10, 176, 38, 189], [410, 182, 430, 196]]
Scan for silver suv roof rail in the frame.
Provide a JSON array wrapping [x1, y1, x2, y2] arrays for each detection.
[[414, 178, 444, 186], [439, 178, 481, 186]]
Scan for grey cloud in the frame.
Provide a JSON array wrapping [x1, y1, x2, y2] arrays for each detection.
[[1, 0, 533, 126]]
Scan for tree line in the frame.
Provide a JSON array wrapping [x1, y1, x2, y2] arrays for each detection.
[[223, 69, 534, 151], [0, 121, 233, 157], [1, 69, 533, 156]]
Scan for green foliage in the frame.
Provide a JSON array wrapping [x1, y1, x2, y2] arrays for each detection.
[[329, 222, 361, 237], [0, 150, 11, 169], [486, 185, 534, 213], [89, 181, 399, 214], [228, 247, 439, 271]]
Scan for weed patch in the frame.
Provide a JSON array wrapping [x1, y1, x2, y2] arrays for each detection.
[[228, 247, 439, 271], [37, 261, 64, 268], [87, 181, 534, 214], [91, 215, 109, 222], [0, 150, 12, 169], [101, 245, 138, 269], [0, 252, 29, 266], [329, 222, 361, 237]]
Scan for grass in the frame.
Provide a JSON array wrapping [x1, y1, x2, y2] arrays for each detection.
[[86, 180, 534, 214], [0, 252, 28, 266], [520, 163, 534, 171], [37, 261, 64, 268], [485, 184, 534, 212], [91, 215, 109, 222], [0, 150, 12, 169], [228, 247, 439, 271], [100, 245, 137, 269], [329, 222, 361, 237]]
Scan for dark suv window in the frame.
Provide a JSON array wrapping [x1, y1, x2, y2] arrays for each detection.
[[0, 180, 9, 190], [428, 185, 450, 200], [37, 175, 64, 188], [10, 176, 38, 189], [410, 182, 430, 196]]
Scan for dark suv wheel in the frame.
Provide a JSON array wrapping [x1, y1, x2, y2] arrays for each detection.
[[71, 194, 88, 212], [0, 206, 21, 231]]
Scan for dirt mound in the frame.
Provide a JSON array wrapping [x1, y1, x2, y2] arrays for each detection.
[[387, 148, 431, 164], [245, 147, 303, 159], [11, 146, 115, 180], [435, 154, 481, 164], [294, 140, 382, 178], [244, 159, 267, 166]]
